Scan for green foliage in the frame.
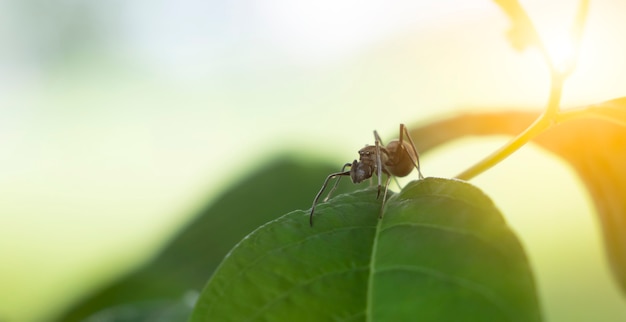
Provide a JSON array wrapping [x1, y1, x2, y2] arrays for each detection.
[[55, 1, 626, 321], [57, 157, 357, 321], [191, 178, 541, 322]]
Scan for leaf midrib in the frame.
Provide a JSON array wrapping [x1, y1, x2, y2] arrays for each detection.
[[365, 213, 384, 322]]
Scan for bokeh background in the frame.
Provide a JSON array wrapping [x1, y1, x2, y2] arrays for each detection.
[[1, 0, 626, 321]]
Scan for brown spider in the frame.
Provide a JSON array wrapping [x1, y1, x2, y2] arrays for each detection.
[[309, 124, 424, 226]]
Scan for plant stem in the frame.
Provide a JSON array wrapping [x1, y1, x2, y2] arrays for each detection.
[[452, 0, 593, 181], [454, 114, 549, 180], [455, 76, 563, 181]]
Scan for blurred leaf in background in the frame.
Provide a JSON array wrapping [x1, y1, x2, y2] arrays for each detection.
[[57, 155, 358, 321]]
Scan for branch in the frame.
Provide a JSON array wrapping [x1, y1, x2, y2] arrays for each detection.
[[455, 76, 564, 180]]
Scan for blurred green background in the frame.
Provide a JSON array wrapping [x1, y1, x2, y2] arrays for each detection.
[[1, 0, 626, 321]]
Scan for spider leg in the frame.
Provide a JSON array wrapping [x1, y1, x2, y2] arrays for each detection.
[[379, 172, 392, 218], [392, 176, 402, 189], [324, 162, 352, 202], [374, 130, 384, 199], [374, 129, 385, 146], [310, 168, 351, 226], [399, 123, 424, 179]]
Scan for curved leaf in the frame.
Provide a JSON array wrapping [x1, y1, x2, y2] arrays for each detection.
[[409, 106, 626, 293], [563, 97, 626, 126], [191, 178, 541, 321]]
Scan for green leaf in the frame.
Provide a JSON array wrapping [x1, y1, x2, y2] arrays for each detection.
[[191, 178, 542, 321]]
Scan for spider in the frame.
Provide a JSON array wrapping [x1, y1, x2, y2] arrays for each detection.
[[309, 124, 423, 226]]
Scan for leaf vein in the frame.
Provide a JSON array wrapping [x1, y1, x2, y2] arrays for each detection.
[[246, 265, 369, 321], [380, 222, 512, 259], [375, 264, 516, 320], [205, 224, 375, 316]]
